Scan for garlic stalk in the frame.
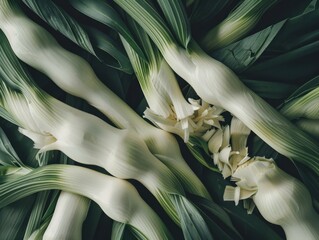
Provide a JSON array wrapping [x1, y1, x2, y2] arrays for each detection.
[[224, 157, 319, 240], [201, 0, 278, 51], [0, 1, 210, 200], [115, 0, 319, 177], [0, 164, 172, 240], [43, 192, 90, 240]]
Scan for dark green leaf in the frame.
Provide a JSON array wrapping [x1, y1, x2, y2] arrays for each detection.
[[211, 20, 285, 73], [69, 0, 146, 60], [279, 75, 319, 106], [22, 0, 96, 56], [24, 191, 51, 239], [174, 195, 213, 240], [187, 136, 219, 172], [87, 27, 133, 74], [156, 0, 191, 48], [190, 0, 230, 24], [190, 195, 243, 240], [244, 9, 319, 83], [242, 79, 297, 100], [0, 197, 35, 240], [0, 128, 22, 167]]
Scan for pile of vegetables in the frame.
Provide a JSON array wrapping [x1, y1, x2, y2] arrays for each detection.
[[0, 0, 319, 239]]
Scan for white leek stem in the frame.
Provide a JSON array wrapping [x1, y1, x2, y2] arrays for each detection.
[[115, 0, 319, 175], [0, 1, 210, 199], [163, 41, 319, 174], [43, 192, 90, 240], [0, 164, 171, 240], [225, 158, 319, 240], [0, 87, 188, 224]]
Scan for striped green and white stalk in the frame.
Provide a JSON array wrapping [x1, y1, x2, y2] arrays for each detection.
[[201, 0, 278, 51], [0, 79, 214, 238], [121, 26, 224, 142], [121, 34, 195, 142], [0, 0, 210, 200], [0, 83, 181, 221], [224, 157, 319, 240], [43, 192, 90, 240], [294, 119, 319, 139], [0, 164, 172, 240], [281, 87, 319, 120], [114, 0, 319, 178], [280, 86, 319, 138]]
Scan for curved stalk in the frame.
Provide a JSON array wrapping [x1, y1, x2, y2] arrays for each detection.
[[0, 164, 172, 240], [0, 0, 210, 200], [114, 0, 319, 177]]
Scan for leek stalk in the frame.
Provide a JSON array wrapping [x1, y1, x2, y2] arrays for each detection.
[[114, 0, 319, 178], [0, 0, 210, 200], [0, 164, 172, 240]]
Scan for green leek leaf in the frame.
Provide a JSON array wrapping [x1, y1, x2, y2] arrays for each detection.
[[187, 136, 219, 172], [0, 197, 35, 240], [189, 0, 230, 25], [22, 0, 96, 56], [0, 128, 22, 166], [87, 27, 133, 74], [211, 20, 285, 73], [156, 0, 191, 48], [69, 0, 146, 61], [173, 195, 213, 240], [24, 191, 51, 239], [190, 195, 243, 240]]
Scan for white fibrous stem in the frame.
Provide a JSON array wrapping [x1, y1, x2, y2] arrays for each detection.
[[0, 165, 172, 240], [0, 1, 210, 200], [0, 87, 185, 224], [43, 192, 90, 240], [224, 157, 319, 240]]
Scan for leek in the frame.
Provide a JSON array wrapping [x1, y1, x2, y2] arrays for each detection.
[[224, 157, 319, 240], [281, 86, 319, 120], [0, 0, 210, 200], [0, 65, 213, 239], [43, 192, 90, 240], [0, 164, 172, 240], [201, 0, 278, 51], [280, 86, 319, 138], [121, 22, 224, 142], [114, 0, 319, 178]]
